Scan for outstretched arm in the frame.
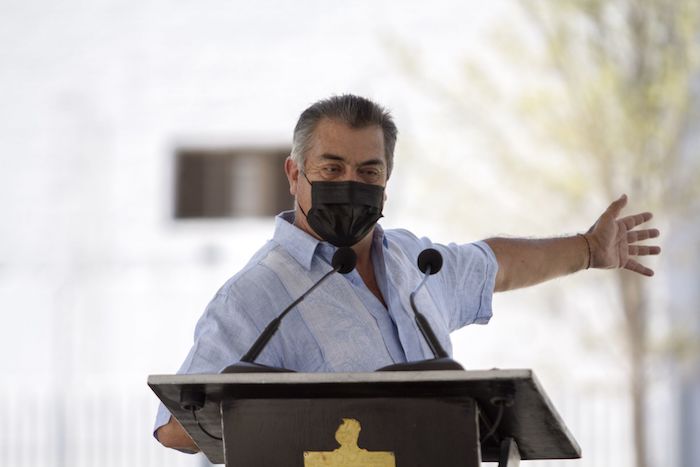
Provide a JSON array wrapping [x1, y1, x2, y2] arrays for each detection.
[[484, 195, 661, 292]]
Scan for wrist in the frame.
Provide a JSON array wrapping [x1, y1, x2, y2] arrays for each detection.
[[578, 233, 592, 270]]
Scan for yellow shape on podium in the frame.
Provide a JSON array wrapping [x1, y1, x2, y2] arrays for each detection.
[[304, 418, 396, 467]]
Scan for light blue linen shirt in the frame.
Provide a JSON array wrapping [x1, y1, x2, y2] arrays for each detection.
[[154, 211, 498, 431]]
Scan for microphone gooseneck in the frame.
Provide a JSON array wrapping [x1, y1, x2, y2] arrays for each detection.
[[377, 247, 463, 371], [410, 248, 449, 359], [237, 247, 356, 365]]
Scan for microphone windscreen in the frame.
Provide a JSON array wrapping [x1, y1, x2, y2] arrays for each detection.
[[332, 247, 357, 274], [417, 248, 443, 275]]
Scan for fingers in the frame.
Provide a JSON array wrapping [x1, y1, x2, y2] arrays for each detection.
[[620, 212, 653, 230], [627, 228, 660, 243], [626, 227, 660, 275], [624, 259, 654, 277], [628, 245, 661, 256]]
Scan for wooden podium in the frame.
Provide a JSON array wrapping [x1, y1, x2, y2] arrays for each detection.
[[149, 369, 581, 466]]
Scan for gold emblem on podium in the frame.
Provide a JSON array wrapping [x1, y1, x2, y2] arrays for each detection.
[[304, 418, 396, 467]]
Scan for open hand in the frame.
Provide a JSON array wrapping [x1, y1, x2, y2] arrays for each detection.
[[585, 194, 661, 276]]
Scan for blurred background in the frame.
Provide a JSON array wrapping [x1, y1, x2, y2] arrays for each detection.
[[1, 0, 698, 466]]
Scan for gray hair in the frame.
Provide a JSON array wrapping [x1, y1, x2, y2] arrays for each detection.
[[290, 94, 398, 178]]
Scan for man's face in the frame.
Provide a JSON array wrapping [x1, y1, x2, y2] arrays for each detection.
[[285, 118, 388, 239]]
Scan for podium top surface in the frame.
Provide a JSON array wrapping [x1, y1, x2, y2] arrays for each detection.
[[149, 369, 581, 464]]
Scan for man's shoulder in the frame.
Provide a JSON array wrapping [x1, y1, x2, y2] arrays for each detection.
[[383, 227, 420, 242], [382, 227, 432, 251], [216, 240, 290, 296], [382, 227, 496, 263]]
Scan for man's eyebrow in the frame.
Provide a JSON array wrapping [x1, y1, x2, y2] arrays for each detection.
[[319, 154, 385, 167], [319, 153, 345, 162], [359, 158, 386, 167]]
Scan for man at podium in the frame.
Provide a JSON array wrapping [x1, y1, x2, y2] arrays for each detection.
[[155, 94, 660, 452]]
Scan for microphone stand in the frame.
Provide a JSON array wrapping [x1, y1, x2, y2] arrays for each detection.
[[377, 249, 464, 372]]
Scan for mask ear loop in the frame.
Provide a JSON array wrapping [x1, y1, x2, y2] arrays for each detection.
[[297, 201, 309, 218], [301, 170, 311, 184], [297, 170, 312, 218]]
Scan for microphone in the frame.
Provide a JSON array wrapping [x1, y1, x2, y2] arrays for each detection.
[[377, 248, 464, 372], [417, 248, 443, 275], [332, 246, 357, 274], [221, 247, 357, 373]]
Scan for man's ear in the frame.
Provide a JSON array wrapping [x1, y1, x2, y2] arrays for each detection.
[[284, 157, 300, 196]]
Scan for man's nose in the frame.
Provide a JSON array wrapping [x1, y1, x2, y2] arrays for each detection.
[[340, 168, 362, 182]]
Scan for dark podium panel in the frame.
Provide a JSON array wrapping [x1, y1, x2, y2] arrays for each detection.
[[223, 397, 480, 466], [148, 369, 581, 466]]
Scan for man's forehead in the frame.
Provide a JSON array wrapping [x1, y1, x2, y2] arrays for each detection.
[[308, 119, 386, 164]]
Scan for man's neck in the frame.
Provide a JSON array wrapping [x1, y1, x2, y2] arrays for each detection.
[[351, 230, 375, 267]]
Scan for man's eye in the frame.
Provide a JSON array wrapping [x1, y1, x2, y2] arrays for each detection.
[[321, 166, 342, 177], [359, 168, 381, 178]]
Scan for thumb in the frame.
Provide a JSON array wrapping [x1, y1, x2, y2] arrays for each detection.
[[602, 194, 628, 220]]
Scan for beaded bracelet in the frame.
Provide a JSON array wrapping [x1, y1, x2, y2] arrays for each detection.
[[578, 233, 592, 269]]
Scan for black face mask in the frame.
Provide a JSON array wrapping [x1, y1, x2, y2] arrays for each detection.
[[301, 175, 385, 248]]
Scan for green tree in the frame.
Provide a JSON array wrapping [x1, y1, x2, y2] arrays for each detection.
[[509, 2, 700, 466], [392, 1, 700, 466]]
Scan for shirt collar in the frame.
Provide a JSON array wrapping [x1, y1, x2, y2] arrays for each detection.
[[273, 211, 321, 270], [273, 210, 388, 271]]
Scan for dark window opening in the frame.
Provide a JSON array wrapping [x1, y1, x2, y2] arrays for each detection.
[[174, 147, 293, 218]]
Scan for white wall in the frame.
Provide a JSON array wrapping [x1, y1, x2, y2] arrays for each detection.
[[0, 1, 691, 466]]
